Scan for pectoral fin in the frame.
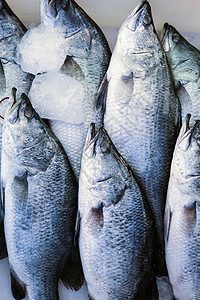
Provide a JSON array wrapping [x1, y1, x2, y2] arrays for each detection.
[[10, 267, 26, 299], [61, 246, 84, 291], [0, 184, 7, 259]]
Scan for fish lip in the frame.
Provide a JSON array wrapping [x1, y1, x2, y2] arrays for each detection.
[[85, 123, 99, 152], [160, 23, 170, 43], [125, 0, 150, 32], [8, 88, 21, 115]]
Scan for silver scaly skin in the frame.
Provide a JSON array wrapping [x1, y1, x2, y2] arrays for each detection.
[[165, 114, 200, 300], [0, 1, 34, 259], [161, 23, 200, 126], [1, 89, 83, 299], [78, 123, 158, 300], [98, 0, 179, 274], [0, 0, 34, 100], [38, 0, 111, 179]]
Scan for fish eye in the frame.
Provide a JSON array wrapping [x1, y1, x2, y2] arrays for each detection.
[[143, 15, 151, 26], [172, 33, 180, 43], [100, 140, 110, 153], [24, 107, 34, 119]]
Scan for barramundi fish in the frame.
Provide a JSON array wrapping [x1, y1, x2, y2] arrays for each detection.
[[164, 114, 200, 300], [78, 123, 158, 300], [97, 0, 179, 273], [161, 23, 200, 125], [0, 1, 34, 259], [1, 89, 83, 300], [18, 0, 111, 179]]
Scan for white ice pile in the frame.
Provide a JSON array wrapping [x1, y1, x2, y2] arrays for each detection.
[[28, 72, 85, 124], [17, 23, 67, 75]]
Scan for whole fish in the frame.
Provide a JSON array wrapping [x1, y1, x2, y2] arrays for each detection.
[[78, 123, 158, 300], [1, 89, 84, 299], [161, 23, 200, 125], [26, 0, 111, 179], [0, 1, 34, 259], [164, 114, 200, 300], [97, 0, 179, 273]]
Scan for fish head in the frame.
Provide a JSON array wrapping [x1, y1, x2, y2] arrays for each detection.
[[161, 23, 198, 83], [118, 0, 162, 77], [40, 0, 91, 59], [0, 0, 26, 61], [82, 124, 129, 204], [3, 88, 54, 172], [172, 114, 200, 194]]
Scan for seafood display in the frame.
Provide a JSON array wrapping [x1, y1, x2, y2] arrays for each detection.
[[0, 0, 200, 299]]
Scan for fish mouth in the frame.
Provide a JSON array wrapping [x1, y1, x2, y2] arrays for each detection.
[[126, 0, 151, 32], [8, 88, 21, 113], [160, 23, 170, 43], [160, 23, 172, 52], [85, 123, 99, 152]]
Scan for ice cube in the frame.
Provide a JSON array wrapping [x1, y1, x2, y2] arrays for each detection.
[[28, 71, 85, 124], [17, 22, 67, 75]]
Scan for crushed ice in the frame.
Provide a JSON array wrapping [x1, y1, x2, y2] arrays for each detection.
[[28, 72, 85, 124]]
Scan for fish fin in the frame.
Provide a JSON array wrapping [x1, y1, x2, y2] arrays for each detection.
[[10, 267, 26, 299], [0, 184, 7, 259], [134, 273, 158, 300], [164, 200, 172, 244], [96, 74, 109, 114], [74, 211, 81, 247], [175, 81, 191, 119], [61, 246, 84, 291], [0, 60, 6, 94], [176, 96, 182, 136]]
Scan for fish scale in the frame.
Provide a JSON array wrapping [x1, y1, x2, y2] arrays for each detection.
[[1, 91, 83, 300], [100, 0, 178, 274], [165, 115, 200, 300], [79, 124, 158, 299], [161, 23, 200, 126]]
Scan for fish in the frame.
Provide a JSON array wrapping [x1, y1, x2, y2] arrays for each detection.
[[164, 114, 200, 300], [0, 1, 34, 259], [161, 23, 200, 125], [0, 0, 34, 99], [96, 0, 179, 274], [1, 89, 84, 299], [27, 0, 111, 179], [78, 123, 158, 300]]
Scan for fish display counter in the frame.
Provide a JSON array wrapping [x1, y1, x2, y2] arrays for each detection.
[[0, 0, 200, 299]]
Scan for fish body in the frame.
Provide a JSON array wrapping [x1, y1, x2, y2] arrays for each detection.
[[161, 23, 200, 125], [0, 0, 34, 99], [100, 0, 178, 272], [1, 90, 83, 299], [78, 123, 158, 300], [0, 1, 34, 259], [26, 0, 111, 179], [164, 115, 200, 300]]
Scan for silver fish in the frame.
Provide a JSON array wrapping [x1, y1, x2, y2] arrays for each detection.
[[161, 23, 200, 125], [1, 89, 83, 299], [78, 123, 158, 300], [97, 0, 179, 273], [164, 114, 200, 300], [0, 1, 34, 259], [0, 0, 34, 99], [28, 0, 111, 179]]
